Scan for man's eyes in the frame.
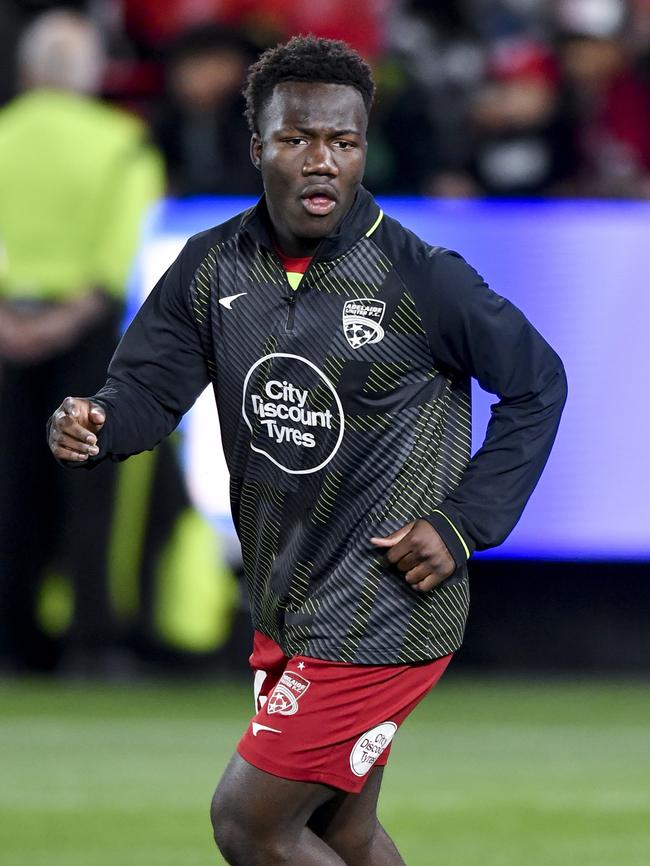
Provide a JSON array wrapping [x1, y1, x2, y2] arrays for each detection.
[[281, 138, 357, 149]]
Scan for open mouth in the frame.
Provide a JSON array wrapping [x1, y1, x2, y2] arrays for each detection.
[[300, 189, 337, 216]]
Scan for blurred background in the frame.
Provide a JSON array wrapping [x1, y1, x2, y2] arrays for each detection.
[[0, 2, 648, 865]]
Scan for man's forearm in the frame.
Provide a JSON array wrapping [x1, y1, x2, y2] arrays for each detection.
[[426, 358, 567, 564]]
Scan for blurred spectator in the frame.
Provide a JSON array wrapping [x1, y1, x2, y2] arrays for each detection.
[[434, 38, 578, 197], [364, 56, 442, 195], [555, 0, 650, 196], [629, 0, 650, 67], [0, 9, 163, 672], [152, 24, 261, 197], [389, 1, 487, 184]]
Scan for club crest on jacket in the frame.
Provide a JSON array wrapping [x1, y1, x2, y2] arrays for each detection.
[[342, 298, 386, 349]]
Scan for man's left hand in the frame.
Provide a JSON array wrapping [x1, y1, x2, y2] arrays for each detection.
[[370, 520, 456, 592]]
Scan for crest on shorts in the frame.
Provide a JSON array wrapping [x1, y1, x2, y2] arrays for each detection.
[[266, 670, 311, 716], [342, 298, 386, 349]]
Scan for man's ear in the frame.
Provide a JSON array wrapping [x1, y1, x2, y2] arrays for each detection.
[[250, 134, 262, 171]]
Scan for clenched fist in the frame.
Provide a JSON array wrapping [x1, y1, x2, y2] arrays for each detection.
[[371, 519, 456, 592], [48, 396, 105, 463]]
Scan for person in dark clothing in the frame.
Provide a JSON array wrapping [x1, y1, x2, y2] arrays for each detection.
[[153, 24, 262, 197], [48, 35, 566, 866], [556, 20, 650, 196], [466, 38, 579, 197], [363, 58, 442, 195]]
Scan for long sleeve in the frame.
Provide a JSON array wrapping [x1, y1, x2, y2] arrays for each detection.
[[412, 249, 567, 566], [90, 237, 211, 461]]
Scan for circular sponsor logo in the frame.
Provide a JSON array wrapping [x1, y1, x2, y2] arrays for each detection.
[[241, 353, 345, 475], [349, 722, 397, 777]]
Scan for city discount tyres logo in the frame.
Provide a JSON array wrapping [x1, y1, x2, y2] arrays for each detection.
[[349, 722, 397, 777], [342, 298, 386, 349], [242, 353, 345, 475], [266, 670, 311, 716]]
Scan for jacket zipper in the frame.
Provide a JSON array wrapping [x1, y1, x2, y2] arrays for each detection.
[[285, 292, 297, 331], [274, 247, 321, 333]]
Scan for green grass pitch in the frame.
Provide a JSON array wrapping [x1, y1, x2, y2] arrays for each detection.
[[0, 676, 648, 865]]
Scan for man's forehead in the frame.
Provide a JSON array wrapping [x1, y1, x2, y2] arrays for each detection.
[[262, 81, 366, 131]]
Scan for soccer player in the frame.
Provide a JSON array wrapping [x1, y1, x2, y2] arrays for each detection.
[[48, 36, 567, 866]]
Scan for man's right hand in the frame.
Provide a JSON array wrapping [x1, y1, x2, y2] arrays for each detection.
[[48, 396, 106, 462]]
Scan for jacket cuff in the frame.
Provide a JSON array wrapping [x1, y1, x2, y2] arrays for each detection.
[[423, 509, 473, 568], [90, 398, 111, 460]]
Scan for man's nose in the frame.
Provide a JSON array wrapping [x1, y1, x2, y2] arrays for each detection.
[[302, 141, 337, 176]]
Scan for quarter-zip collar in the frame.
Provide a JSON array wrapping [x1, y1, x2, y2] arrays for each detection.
[[240, 186, 381, 263]]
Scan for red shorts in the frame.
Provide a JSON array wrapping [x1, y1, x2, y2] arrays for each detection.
[[237, 631, 452, 793]]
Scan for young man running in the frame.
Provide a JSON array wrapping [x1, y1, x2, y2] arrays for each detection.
[[49, 36, 567, 866]]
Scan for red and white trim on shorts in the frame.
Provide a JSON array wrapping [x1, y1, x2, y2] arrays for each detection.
[[237, 631, 452, 793]]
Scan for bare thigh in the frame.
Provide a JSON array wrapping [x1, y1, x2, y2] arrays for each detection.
[[210, 754, 395, 865]]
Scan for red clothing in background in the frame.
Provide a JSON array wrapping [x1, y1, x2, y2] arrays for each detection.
[[121, 0, 388, 58], [596, 72, 650, 172]]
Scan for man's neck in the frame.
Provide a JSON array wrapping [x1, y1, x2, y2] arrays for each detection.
[[271, 229, 320, 258]]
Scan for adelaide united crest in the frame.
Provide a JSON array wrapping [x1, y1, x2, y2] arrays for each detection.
[[342, 298, 386, 349], [266, 670, 311, 716]]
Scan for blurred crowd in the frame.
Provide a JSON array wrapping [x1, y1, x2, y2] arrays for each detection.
[[1, 0, 650, 199], [1, 0, 649, 678]]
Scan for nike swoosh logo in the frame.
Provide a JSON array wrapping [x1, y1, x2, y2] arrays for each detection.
[[252, 722, 282, 737], [219, 292, 247, 309]]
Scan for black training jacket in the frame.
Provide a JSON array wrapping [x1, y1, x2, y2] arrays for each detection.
[[87, 187, 567, 664]]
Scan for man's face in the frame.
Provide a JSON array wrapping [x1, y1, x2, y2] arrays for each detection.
[[251, 81, 368, 256]]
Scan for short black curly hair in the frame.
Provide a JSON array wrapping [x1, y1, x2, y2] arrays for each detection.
[[243, 35, 375, 133]]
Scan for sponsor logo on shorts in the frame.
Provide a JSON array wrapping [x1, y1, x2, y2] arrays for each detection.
[[266, 671, 311, 716], [349, 722, 397, 777], [342, 298, 386, 349]]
